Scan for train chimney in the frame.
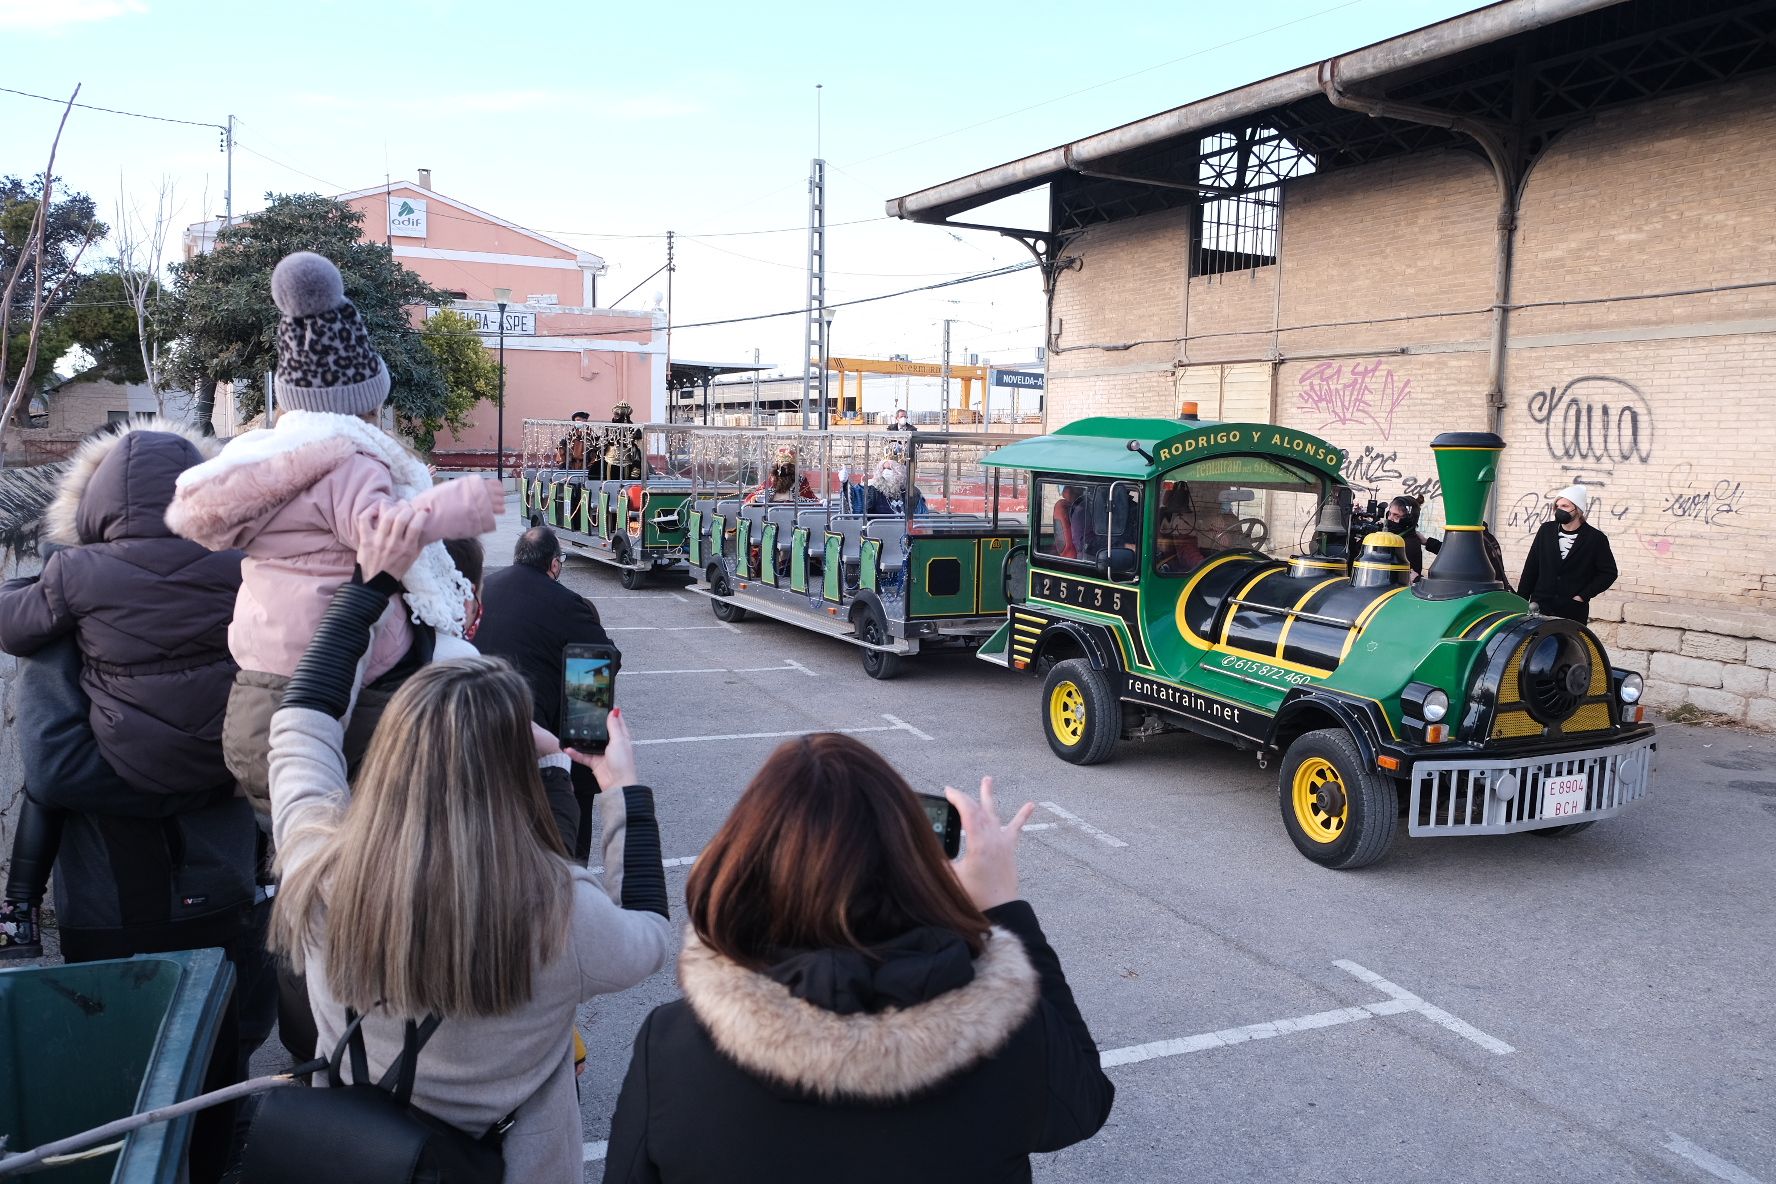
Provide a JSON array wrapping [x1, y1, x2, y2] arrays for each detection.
[[1351, 531, 1412, 589], [1419, 430, 1507, 599]]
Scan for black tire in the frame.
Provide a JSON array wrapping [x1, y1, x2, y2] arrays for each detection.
[[620, 567, 645, 590], [707, 563, 748, 623], [1003, 545, 1029, 606], [1041, 658, 1119, 765], [1277, 728, 1398, 869], [855, 606, 903, 681], [1533, 821, 1596, 838]]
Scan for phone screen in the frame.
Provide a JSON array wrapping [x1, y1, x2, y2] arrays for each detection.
[[562, 650, 615, 752], [916, 793, 962, 859]]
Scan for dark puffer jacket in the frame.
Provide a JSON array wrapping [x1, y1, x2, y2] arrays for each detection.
[[0, 423, 243, 796]]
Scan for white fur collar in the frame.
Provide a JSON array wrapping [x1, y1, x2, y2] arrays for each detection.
[[172, 411, 469, 637], [677, 926, 1039, 1101]]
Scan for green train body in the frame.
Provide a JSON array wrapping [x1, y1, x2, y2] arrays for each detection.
[[980, 416, 1655, 868], [519, 420, 694, 588]]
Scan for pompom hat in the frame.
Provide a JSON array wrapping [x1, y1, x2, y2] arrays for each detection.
[[269, 251, 391, 416]]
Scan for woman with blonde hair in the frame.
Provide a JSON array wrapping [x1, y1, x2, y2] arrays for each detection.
[[260, 505, 674, 1182], [601, 734, 1114, 1183]]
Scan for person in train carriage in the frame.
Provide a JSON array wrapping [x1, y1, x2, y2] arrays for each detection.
[[1155, 481, 1208, 574], [746, 443, 820, 505], [556, 411, 594, 471], [600, 402, 645, 481], [840, 453, 927, 517]]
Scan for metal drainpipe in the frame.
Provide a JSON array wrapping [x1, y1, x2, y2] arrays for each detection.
[[1317, 59, 1520, 517]]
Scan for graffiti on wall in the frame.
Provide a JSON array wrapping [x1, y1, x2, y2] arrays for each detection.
[[1509, 375, 1748, 563], [1340, 444, 1443, 506], [1297, 360, 1414, 440]]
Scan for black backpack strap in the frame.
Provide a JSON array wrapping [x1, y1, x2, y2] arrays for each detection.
[[376, 1013, 444, 1106], [327, 1007, 373, 1089]]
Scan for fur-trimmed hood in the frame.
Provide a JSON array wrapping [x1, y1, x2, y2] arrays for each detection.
[[677, 926, 1039, 1103], [45, 417, 220, 548]]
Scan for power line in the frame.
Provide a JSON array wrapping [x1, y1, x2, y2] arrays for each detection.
[[0, 84, 222, 130]]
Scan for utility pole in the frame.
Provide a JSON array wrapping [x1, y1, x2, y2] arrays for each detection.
[[752, 347, 761, 427], [665, 230, 675, 423], [223, 115, 235, 229], [940, 318, 953, 428], [801, 159, 828, 431]]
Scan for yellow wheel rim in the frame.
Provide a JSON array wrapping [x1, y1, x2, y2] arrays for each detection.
[[1291, 756, 1348, 844], [1049, 681, 1086, 746]]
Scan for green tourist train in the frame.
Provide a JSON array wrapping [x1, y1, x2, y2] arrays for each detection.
[[976, 413, 1655, 868]]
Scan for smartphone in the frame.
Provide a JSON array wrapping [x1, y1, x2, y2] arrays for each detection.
[[916, 792, 963, 859], [561, 643, 619, 753]]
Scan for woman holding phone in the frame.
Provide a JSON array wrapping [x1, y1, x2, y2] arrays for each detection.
[[259, 505, 675, 1183], [601, 734, 1115, 1183]]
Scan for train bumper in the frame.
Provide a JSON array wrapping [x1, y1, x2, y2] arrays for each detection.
[[1406, 732, 1655, 836]]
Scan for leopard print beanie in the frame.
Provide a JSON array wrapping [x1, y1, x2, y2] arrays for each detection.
[[269, 251, 391, 416]]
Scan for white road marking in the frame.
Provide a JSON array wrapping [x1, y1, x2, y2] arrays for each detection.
[[624, 666, 728, 676], [634, 713, 933, 747], [1334, 960, 1515, 1055], [583, 1140, 608, 1163], [1664, 1135, 1767, 1184], [732, 660, 821, 677], [1038, 802, 1129, 848], [594, 593, 687, 603], [606, 624, 735, 632], [1023, 822, 1057, 832], [624, 662, 817, 677], [590, 855, 699, 875], [1099, 961, 1514, 1069], [881, 713, 933, 741]]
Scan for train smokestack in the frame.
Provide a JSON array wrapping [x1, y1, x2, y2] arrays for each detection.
[[1420, 430, 1507, 599]]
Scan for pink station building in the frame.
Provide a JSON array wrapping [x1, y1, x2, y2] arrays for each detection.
[[185, 172, 665, 467]]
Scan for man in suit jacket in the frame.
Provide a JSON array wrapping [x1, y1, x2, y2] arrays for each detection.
[[475, 523, 615, 859], [1518, 484, 1618, 624]]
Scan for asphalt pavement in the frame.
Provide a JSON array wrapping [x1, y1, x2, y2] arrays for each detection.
[[518, 518, 1776, 1184]]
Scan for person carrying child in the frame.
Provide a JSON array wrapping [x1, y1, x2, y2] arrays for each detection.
[[165, 251, 502, 820]]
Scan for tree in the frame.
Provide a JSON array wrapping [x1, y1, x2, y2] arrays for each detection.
[[415, 308, 499, 452], [111, 176, 178, 407], [1, 176, 107, 390], [162, 193, 450, 435], [55, 269, 159, 383]]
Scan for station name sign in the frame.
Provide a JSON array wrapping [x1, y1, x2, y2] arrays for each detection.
[[990, 368, 1045, 390], [1153, 424, 1345, 474], [428, 305, 536, 336]]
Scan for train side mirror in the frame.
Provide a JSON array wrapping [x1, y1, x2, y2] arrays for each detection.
[[1106, 548, 1137, 576]]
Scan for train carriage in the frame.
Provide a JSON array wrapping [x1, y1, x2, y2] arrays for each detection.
[[682, 427, 1031, 678], [979, 411, 1655, 869], [519, 418, 696, 588]]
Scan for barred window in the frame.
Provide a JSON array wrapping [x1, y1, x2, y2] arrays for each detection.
[[1192, 127, 1314, 278]]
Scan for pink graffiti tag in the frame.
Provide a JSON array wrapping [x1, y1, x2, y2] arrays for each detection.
[[1640, 536, 1674, 558], [1296, 360, 1414, 440]]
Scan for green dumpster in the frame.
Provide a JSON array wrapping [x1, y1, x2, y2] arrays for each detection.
[[0, 949, 234, 1183]]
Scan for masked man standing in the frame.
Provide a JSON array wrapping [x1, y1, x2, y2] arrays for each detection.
[[1518, 485, 1617, 624]]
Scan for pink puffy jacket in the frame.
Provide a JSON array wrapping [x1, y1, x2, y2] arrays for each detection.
[[167, 436, 498, 682]]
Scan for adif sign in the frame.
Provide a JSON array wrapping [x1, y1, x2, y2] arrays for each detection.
[[389, 197, 428, 238]]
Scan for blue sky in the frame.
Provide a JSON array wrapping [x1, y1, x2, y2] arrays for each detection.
[[3, 0, 1489, 408]]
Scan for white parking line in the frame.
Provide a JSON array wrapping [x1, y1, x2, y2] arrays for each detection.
[[594, 593, 687, 603], [625, 661, 816, 677], [1664, 1136, 1767, 1184], [590, 855, 699, 875], [633, 713, 933, 747], [1038, 802, 1129, 848], [606, 624, 738, 633], [1333, 960, 1515, 1055], [583, 1140, 607, 1164], [1098, 960, 1513, 1069]]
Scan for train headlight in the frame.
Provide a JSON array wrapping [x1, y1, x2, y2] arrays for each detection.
[[1619, 672, 1644, 704], [1422, 690, 1450, 724]]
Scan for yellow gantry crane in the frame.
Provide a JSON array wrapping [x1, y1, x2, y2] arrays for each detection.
[[825, 356, 989, 425]]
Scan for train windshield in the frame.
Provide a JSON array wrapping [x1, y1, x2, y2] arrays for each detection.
[[1153, 455, 1334, 573]]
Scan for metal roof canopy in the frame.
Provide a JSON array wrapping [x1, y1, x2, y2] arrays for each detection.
[[669, 361, 774, 389], [887, 0, 1776, 253]]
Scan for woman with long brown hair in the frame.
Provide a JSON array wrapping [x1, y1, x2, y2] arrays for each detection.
[[601, 734, 1114, 1183], [262, 505, 674, 1182]]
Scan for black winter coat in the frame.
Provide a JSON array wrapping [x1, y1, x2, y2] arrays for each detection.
[[474, 561, 614, 733], [1518, 520, 1617, 623], [19, 633, 254, 960], [602, 900, 1114, 1184], [0, 426, 242, 796]]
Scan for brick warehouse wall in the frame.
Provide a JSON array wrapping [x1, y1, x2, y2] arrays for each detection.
[[1039, 74, 1776, 727]]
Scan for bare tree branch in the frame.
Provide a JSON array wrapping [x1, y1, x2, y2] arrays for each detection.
[[0, 84, 82, 467], [114, 174, 178, 412]]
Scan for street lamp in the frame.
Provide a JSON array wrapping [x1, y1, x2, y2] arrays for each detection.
[[493, 287, 510, 479], [818, 306, 837, 430]]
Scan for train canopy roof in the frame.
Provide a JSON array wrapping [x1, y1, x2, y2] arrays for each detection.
[[981, 416, 1348, 482]]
